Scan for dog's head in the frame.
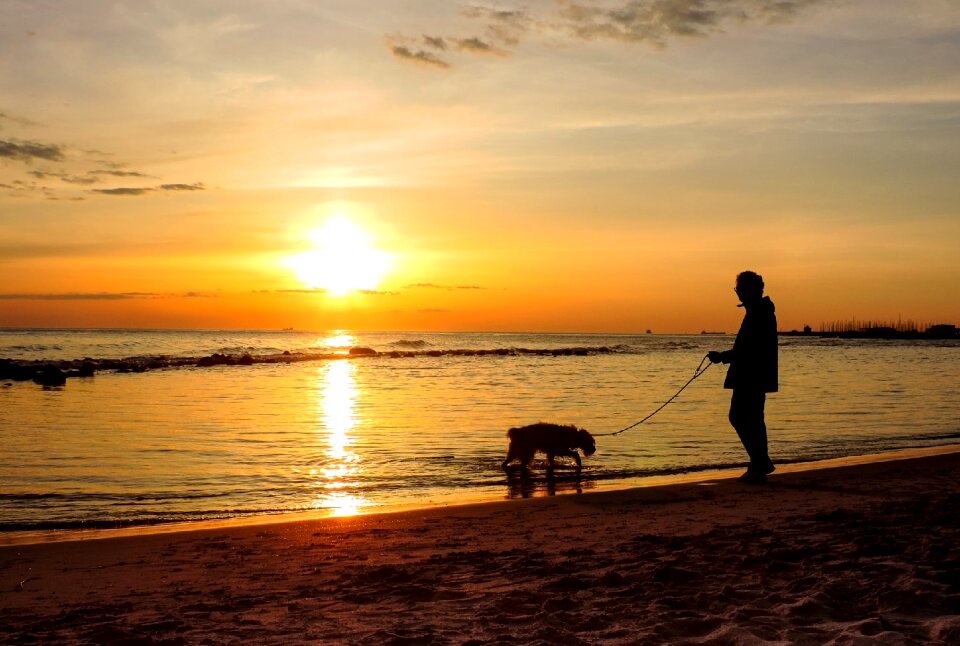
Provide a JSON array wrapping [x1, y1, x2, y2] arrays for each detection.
[[577, 428, 597, 456]]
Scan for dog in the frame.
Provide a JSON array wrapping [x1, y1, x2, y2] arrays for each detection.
[[501, 423, 597, 475]]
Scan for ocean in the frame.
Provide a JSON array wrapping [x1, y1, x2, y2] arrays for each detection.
[[2, 329, 959, 535]]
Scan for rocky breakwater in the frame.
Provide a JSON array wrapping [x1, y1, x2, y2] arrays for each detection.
[[1, 345, 622, 388]]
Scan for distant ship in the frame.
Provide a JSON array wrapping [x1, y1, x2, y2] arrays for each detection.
[[700, 330, 726, 335]]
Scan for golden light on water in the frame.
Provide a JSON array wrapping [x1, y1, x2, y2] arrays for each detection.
[[318, 332, 355, 355], [287, 216, 392, 296], [312, 359, 367, 516]]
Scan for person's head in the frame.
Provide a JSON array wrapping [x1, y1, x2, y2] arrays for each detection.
[[734, 270, 764, 303]]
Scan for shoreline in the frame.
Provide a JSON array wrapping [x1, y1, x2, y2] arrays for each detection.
[[4, 447, 960, 643], [3, 444, 958, 548]]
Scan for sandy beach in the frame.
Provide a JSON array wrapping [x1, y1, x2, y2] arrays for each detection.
[[3, 448, 960, 645]]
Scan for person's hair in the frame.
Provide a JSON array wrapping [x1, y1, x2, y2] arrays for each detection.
[[736, 271, 764, 293]]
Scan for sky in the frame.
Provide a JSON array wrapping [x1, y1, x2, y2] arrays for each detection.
[[1, 0, 958, 333]]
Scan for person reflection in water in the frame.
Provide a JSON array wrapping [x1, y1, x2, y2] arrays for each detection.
[[708, 271, 779, 484]]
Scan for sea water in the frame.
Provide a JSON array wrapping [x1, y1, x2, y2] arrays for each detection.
[[1, 329, 958, 532]]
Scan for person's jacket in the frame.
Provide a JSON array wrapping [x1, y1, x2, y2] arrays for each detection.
[[717, 296, 778, 392]]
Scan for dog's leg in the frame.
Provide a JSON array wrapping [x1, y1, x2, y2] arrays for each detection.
[[545, 452, 557, 479], [501, 444, 517, 471], [519, 448, 535, 471], [554, 448, 582, 474]]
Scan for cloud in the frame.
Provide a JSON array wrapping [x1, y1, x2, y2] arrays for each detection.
[[454, 37, 502, 55], [405, 283, 485, 290], [159, 182, 205, 191], [391, 0, 829, 66], [0, 291, 219, 300], [271, 288, 330, 294], [462, 6, 531, 46], [90, 169, 152, 178], [359, 289, 400, 296], [90, 187, 154, 196], [270, 287, 399, 296], [89, 182, 205, 196], [0, 292, 163, 300], [556, 0, 829, 47], [423, 35, 448, 50], [0, 111, 39, 128], [0, 139, 65, 162], [28, 170, 99, 185], [390, 44, 451, 68]]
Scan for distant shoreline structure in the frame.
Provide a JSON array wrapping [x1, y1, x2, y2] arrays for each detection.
[[781, 321, 959, 340]]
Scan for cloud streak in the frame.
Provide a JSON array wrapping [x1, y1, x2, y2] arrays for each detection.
[[0, 291, 219, 300], [0, 139, 65, 162], [405, 283, 485, 290], [390, 45, 451, 68], [556, 0, 829, 47], [90, 183, 206, 196], [390, 0, 830, 67], [0, 292, 162, 300]]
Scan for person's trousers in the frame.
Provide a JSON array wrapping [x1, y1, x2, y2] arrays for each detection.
[[729, 389, 771, 471]]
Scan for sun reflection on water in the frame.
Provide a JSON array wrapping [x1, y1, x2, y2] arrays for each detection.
[[317, 331, 355, 355], [312, 359, 367, 516]]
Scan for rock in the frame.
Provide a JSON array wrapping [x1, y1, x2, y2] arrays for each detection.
[[33, 365, 67, 387], [0, 359, 34, 381]]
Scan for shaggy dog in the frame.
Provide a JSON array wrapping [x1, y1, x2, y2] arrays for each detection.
[[501, 423, 597, 475]]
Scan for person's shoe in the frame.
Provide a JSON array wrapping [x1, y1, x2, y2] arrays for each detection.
[[737, 470, 767, 484], [759, 462, 776, 475]]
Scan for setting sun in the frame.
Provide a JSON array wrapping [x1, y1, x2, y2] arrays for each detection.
[[287, 216, 392, 296]]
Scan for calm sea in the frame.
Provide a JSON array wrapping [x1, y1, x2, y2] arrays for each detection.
[[2, 329, 959, 534]]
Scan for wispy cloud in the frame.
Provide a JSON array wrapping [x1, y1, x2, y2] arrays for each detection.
[[0, 111, 40, 128], [0, 139, 65, 162], [90, 169, 153, 178], [390, 44, 451, 68], [1, 117, 198, 200], [390, 0, 830, 67], [0, 291, 219, 300], [90, 187, 154, 196], [453, 37, 503, 55], [28, 170, 99, 185], [0, 292, 162, 300], [90, 183, 206, 196], [270, 287, 399, 296], [556, 0, 830, 47], [159, 182, 205, 191], [405, 283, 485, 290]]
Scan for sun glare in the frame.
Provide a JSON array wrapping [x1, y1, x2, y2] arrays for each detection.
[[288, 216, 391, 296]]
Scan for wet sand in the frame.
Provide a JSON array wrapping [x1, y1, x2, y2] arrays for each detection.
[[3, 448, 960, 645]]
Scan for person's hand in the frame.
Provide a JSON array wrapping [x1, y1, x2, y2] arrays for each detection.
[[707, 351, 722, 364]]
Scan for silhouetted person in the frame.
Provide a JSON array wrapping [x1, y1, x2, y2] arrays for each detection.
[[708, 271, 778, 483]]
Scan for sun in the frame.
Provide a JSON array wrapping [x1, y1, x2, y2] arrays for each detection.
[[287, 216, 392, 296]]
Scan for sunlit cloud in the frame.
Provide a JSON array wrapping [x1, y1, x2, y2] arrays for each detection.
[[405, 283, 485, 290], [0, 139, 65, 162], [0, 292, 161, 300], [89, 169, 153, 178], [89, 183, 206, 196], [0, 291, 220, 300], [390, 0, 833, 67], [555, 0, 830, 46], [389, 44, 451, 68]]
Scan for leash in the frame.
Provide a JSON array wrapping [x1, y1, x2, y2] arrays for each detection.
[[593, 354, 713, 437]]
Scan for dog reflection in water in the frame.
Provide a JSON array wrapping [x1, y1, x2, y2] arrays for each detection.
[[501, 423, 597, 476]]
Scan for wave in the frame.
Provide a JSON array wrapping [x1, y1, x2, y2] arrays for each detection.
[[388, 339, 432, 348], [1, 345, 636, 384]]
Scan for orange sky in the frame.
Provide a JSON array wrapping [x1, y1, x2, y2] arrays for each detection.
[[2, 1, 958, 333]]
